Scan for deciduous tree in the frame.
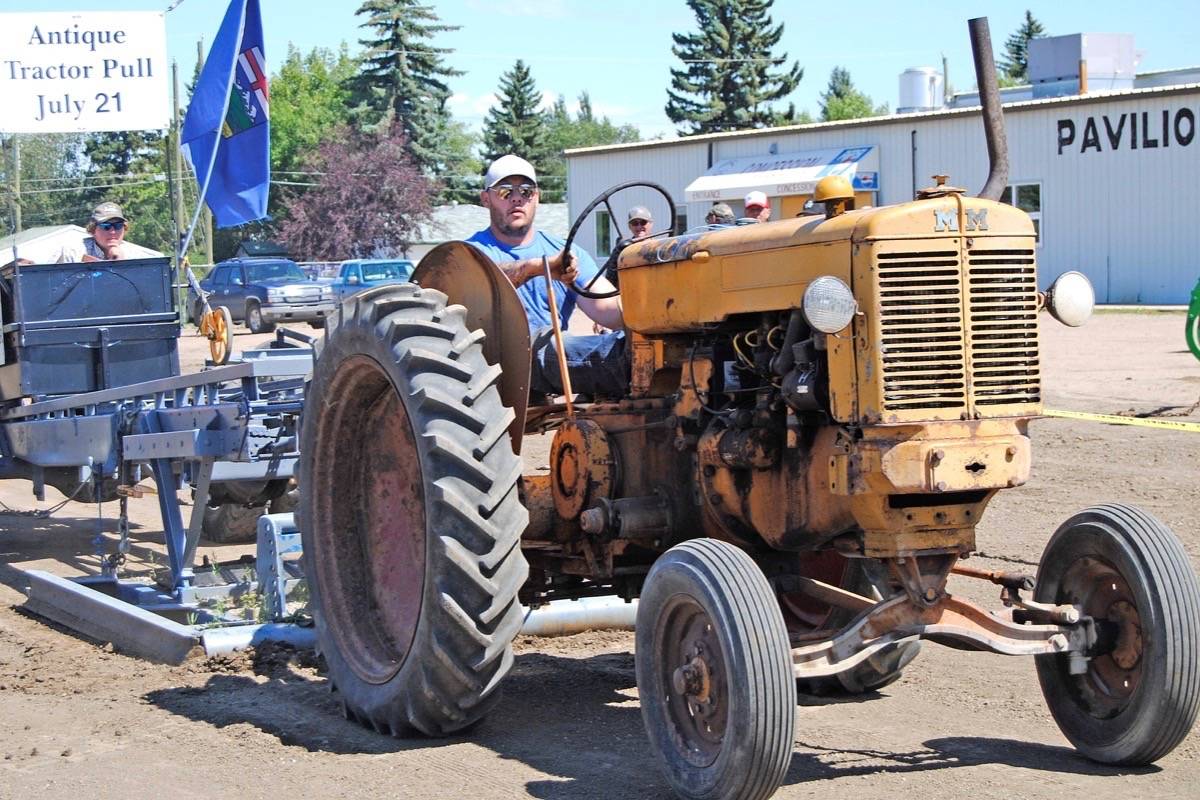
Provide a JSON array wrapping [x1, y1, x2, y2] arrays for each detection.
[[665, 0, 803, 135], [819, 67, 888, 121], [276, 125, 433, 261], [271, 45, 356, 183], [540, 92, 641, 202]]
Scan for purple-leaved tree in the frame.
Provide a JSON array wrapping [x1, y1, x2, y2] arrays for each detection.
[[277, 125, 434, 260]]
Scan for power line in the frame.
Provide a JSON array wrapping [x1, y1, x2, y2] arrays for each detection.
[[18, 178, 166, 196]]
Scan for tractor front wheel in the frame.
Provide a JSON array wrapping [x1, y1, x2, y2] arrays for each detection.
[[300, 284, 528, 736], [637, 539, 795, 800], [1035, 504, 1200, 765]]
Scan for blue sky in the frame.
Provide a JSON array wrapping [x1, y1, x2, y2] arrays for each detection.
[[15, 0, 1197, 139]]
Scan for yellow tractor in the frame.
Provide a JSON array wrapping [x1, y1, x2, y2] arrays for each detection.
[[297, 19, 1198, 800]]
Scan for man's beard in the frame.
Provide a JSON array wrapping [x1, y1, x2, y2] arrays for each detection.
[[498, 218, 532, 238]]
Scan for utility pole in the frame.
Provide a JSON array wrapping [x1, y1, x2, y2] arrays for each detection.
[[9, 135, 22, 235], [169, 61, 185, 261], [197, 39, 214, 265]]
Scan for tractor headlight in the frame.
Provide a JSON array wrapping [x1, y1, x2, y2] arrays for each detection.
[[802, 276, 857, 333], [1045, 271, 1094, 327]]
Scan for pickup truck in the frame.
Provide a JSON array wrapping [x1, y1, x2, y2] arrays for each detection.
[[191, 257, 336, 333], [331, 259, 414, 301]]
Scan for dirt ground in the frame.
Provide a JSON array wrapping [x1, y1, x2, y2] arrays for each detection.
[[1, 310, 1198, 800]]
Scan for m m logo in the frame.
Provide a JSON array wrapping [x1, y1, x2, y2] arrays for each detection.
[[932, 208, 989, 232]]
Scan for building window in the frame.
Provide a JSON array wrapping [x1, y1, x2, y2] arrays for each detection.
[[674, 209, 688, 235], [596, 210, 613, 256], [1000, 183, 1041, 244]]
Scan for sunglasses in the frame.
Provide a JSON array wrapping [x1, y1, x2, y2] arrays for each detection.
[[97, 220, 126, 231], [492, 183, 536, 201], [629, 219, 650, 226]]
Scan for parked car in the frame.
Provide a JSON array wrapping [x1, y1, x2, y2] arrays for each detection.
[[190, 257, 336, 333], [331, 258, 415, 301]]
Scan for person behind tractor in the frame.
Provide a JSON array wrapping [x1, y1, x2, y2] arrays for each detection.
[[706, 202, 735, 225], [743, 190, 771, 223], [56, 201, 132, 263], [627, 205, 654, 240], [467, 154, 628, 398]]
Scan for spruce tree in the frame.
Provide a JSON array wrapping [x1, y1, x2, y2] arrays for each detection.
[[999, 10, 1046, 82], [665, 0, 803, 135], [819, 66, 887, 121], [347, 0, 462, 173], [481, 60, 554, 193]]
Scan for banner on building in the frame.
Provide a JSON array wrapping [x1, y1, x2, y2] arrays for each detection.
[[0, 12, 169, 133]]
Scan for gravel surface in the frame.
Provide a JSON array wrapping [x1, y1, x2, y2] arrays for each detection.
[[0, 310, 1197, 800]]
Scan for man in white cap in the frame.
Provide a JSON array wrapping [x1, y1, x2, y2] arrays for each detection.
[[467, 154, 627, 398], [743, 190, 771, 223], [57, 201, 132, 262], [626, 206, 654, 240]]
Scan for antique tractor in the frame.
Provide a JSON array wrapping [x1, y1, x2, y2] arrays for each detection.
[[298, 20, 1199, 800]]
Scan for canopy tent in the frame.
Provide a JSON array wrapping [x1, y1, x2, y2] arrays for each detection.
[[1, 225, 162, 266], [684, 146, 880, 203]]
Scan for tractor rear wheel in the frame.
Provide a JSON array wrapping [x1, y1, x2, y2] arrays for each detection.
[[300, 284, 528, 736]]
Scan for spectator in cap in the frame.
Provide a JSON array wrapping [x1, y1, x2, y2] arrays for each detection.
[[467, 153, 628, 398], [627, 206, 654, 240], [743, 190, 771, 223], [57, 201, 132, 263], [706, 203, 735, 226]]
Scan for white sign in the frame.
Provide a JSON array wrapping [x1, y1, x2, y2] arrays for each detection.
[[0, 11, 169, 133]]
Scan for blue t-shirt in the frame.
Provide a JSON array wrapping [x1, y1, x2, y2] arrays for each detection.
[[466, 228, 600, 333]]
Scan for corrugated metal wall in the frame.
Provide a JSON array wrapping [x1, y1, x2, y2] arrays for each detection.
[[566, 87, 1200, 303]]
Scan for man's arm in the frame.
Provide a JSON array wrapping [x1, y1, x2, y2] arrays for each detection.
[[576, 275, 624, 330], [497, 249, 578, 288]]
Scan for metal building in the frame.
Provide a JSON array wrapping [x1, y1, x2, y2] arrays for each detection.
[[566, 83, 1200, 304]]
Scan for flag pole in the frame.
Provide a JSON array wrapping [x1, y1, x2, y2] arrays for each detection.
[[177, 0, 248, 310]]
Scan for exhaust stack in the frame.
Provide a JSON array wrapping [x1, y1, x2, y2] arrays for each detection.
[[968, 17, 1009, 201]]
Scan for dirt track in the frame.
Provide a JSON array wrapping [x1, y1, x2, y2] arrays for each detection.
[[1, 311, 1198, 800]]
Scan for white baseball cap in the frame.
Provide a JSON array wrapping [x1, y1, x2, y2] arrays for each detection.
[[744, 190, 769, 209], [484, 154, 538, 189]]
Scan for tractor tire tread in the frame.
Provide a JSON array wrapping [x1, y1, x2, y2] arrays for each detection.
[[302, 285, 528, 739]]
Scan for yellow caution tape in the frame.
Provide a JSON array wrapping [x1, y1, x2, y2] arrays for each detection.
[[1044, 408, 1200, 433]]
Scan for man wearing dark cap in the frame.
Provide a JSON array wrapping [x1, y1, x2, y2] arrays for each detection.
[[467, 153, 627, 398], [57, 201, 131, 263], [627, 206, 653, 240]]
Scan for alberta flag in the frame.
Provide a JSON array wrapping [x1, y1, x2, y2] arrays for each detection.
[[181, 0, 270, 227]]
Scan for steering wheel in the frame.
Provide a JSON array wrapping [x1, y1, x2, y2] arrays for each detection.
[[562, 180, 677, 300]]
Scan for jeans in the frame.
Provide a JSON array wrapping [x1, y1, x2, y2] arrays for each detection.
[[530, 326, 629, 399]]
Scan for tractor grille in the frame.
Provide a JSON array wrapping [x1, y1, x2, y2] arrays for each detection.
[[877, 249, 967, 411], [874, 244, 1041, 416], [966, 248, 1041, 406]]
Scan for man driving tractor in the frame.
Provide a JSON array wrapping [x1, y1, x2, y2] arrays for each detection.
[[467, 154, 629, 398]]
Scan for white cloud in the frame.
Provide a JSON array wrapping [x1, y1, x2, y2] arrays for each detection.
[[448, 92, 499, 120]]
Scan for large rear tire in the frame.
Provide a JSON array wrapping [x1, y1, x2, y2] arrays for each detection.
[[300, 284, 528, 736], [1035, 504, 1200, 765], [637, 539, 795, 800]]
